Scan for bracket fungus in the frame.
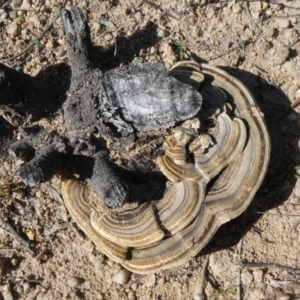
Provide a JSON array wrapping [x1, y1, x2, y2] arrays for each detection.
[[0, 7, 270, 274]]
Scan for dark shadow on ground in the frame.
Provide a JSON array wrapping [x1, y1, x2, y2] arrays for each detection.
[[198, 65, 300, 255], [92, 21, 159, 70]]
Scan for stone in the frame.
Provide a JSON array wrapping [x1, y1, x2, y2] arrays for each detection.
[[94, 260, 105, 273], [284, 61, 300, 85], [7, 21, 20, 37], [264, 27, 275, 39], [193, 294, 201, 300], [276, 19, 290, 29], [273, 48, 289, 65], [67, 276, 84, 288], [145, 274, 156, 287], [205, 281, 215, 297], [113, 269, 131, 285], [157, 276, 165, 285], [1, 284, 13, 300], [253, 270, 263, 282], [242, 270, 254, 285], [232, 4, 242, 14]]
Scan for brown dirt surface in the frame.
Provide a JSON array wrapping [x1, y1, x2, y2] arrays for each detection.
[[1, 0, 300, 299]]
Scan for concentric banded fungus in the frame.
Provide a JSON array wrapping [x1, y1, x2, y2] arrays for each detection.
[[62, 60, 270, 274], [157, 113, 247, 183]]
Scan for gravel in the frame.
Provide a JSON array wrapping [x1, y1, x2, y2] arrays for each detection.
[[113, 269, 132, 285]]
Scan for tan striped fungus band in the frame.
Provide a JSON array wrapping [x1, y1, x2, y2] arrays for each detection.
[[62, 62, 270, 274]]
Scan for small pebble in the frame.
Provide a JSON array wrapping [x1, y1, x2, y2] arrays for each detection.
[[252, 12, 260, 20], [92, 22, 100, 33], [232, 3, 242, 14], [0, 12, 8, 21], [273, 47, 289, 65], [264, 27, 275, 39], [157, 276, 165, 285], [100, 18, 115, 29], [104, 33, 113, 42], [7, 21, 20, 37], [250, 1, 263, 11], [67, 276, 84, 288], [22, 282, 30, 293], [205, 281, 215, 297], [241, 270, 254, 285], [11, 0, 22, 9], [45, 39, 55, 49], [21, 0, 31, 10], [113, 269, 131, 285], [130, 283, 138, 291], [1, 284, 13, 300], [157, 29, 165, 38], [274, 4, 283, 11], [206, 7, 214, 18], [284, 61, 300, 85], [94, 260, 105, 273], [193, 294, 201, 300], [145, 274, 156, 286], [277, 19, 290, 29], [26, 229, 35, 241], [9, 11, 18, 19], [283, 29, 298, 39], [11, 257, 19, 266], [172, 281, 181, 289], [55, 48, 66, 58], [135, 11, 142, 22]]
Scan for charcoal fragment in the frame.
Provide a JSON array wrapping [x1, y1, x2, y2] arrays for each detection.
[[74, 152, 129, 208]]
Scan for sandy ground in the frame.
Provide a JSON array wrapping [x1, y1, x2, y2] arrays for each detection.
[[1, 0, 300, 299]]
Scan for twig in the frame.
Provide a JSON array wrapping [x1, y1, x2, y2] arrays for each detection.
[[237, 239, 243, 300], [257, 211, 300, 217], [199, 254, 210, 300], [70, 221, 85, 241], [206, 47, 238, 61], [10, 8, 35, 11], [1, 0, 68, 62], [0, 248, 16, 252], [0, 217, 34, 254], [288, 221, 300, 240], [244, 1, 266, 42], [47, 187, 64, 205], [291, 97, 300, 110], [271, 14, 300, 19], [287, 37, 300, 49], [239, 261, 300, 274], [44, 222, 69, 236]]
